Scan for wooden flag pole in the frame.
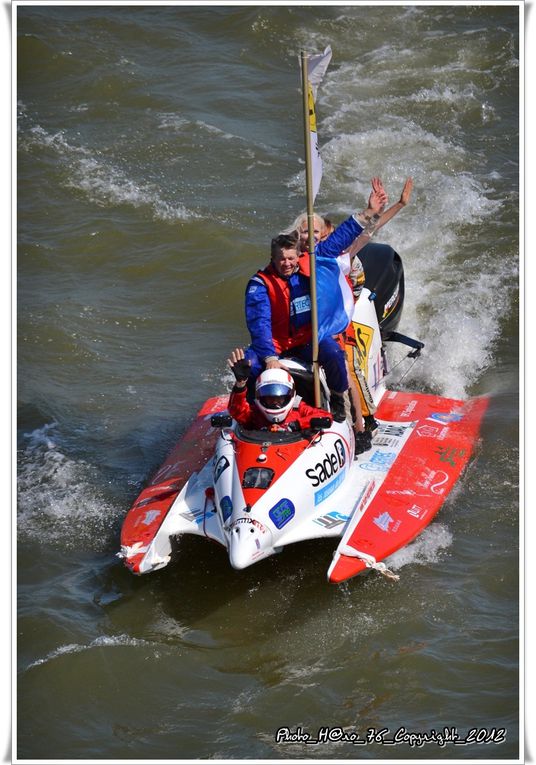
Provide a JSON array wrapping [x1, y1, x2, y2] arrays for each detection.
[[300, 50, 321, 407]]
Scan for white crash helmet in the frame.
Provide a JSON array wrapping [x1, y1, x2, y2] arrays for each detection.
[[254, 368, 296, 423]]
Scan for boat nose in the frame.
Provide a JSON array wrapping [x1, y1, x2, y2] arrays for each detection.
[[228, 518, 271, 569]]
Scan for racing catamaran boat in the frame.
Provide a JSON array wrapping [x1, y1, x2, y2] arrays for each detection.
[[119, 48, 487, 583], [118, 242, 488, 583]]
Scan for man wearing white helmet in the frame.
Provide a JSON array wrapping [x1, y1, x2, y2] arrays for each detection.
[[226, 348, 331, 431]]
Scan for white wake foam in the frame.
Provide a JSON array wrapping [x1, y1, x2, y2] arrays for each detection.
[[25, 634, 155, 670], [17, 423, 119, 549], [19, 122, 197, 223], [385, 523, 453, 570]]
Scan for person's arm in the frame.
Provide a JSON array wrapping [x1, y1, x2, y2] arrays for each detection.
[[297, 401, 333, 429], [316, 177, 389, 259], [374, 177, 413, 232], [227, 348, 253, 424], [346, 178, 413, 258], [245, 276, 277, 362], [316, 215, 362, 259], [354, 176, 389, 226], [228, 386, 253, 424]]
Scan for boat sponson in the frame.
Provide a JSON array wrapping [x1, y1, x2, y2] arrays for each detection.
[[120, 395, 229, 573], [328, 390, 489, 583]]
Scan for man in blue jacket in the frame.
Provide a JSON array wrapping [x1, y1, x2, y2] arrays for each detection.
[[243, 180, 387, 423]]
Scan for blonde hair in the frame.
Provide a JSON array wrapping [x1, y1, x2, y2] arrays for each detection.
[[282, 212, 326, 236]]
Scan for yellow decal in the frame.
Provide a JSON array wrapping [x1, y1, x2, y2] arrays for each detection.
[[353, 322, 374, 373], [308, 85, 317, 133], [345, 322, 376, 418]]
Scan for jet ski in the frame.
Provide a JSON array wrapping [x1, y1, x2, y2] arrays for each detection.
[[118, 244, 488, 583]]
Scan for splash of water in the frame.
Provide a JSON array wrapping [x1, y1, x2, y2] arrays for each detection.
[[17, 423, 120, 549]]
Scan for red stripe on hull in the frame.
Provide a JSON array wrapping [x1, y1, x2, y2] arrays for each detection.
[[329, 391, 489, 583]]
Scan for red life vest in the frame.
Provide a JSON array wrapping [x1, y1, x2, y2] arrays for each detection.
[[256, 256, 312, 354]]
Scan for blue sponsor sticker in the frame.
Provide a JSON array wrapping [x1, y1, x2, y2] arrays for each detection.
[[373, 511, 394, 532], [269, 498, 295, 529], [291, 295, 311, 315], [314, 470, 345, 505], [429, 412, 462, 424], [142, 509, 161, 525], [359, 451, 397, 472], [220, 495, 233, 522]]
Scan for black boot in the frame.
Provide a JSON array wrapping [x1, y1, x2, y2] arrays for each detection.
[[354, 429, 373, 457], [364, 414, 379, 432]]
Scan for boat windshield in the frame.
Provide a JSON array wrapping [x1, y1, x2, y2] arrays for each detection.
[[235, 424, 308, 445]]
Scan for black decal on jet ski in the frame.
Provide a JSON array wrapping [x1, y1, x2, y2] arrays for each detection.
[[306, 467, 320, 487], [334, 438, 345, 466], [214, 456, 230, 482], [307, 442, 347, 486], [355, 327, 369, 367]]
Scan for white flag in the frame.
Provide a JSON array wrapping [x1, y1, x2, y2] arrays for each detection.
[[305, 45, 332, 200], [308, 44, 332, 101]]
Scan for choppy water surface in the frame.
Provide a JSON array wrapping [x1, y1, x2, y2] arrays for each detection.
[[16, 4, 520, 762]]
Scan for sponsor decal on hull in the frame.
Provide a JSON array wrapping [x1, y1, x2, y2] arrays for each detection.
[[415, 424, 439, 438], [413, 467, 450, 495], [314, 510, 351, 530], [373, 511, 394, 532], [427, 412, 463, 424], [373, 423, 408, 448], [306, 438, 346, 487], [435, 446, 467, 467], [373, 511, 402, 534], [199, 396, 230, 416], [400, 400, 418, 418], [269, 498, 295, 530], [179, 507, 210, 525], [357, 480, 377, 513], [326, 393, 490, 583], [141, 510, 161, 525], [314, 469, 346, 506], [407, 504, 428, 520], [220, 495, 233, 522], [359, 450, 397, 472], [386, 488, 433, 499], [213, 455, 230, 482]]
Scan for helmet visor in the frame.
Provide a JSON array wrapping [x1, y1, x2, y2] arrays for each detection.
[[258, 393, 293, 411], [257, 382, 293, 411]]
